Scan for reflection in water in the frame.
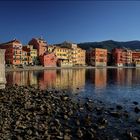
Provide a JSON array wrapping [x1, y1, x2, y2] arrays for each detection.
[[5, 68, 140, 93], [0, 68, 6, 89], [6, 71, 38, 87], [115, 68, 140, 86], [5, 68, 140, 105], [94, 68, 107, 89], [6, 69, 86, 92]]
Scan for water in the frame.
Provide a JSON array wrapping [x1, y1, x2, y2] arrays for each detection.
[[5, 68, 140, 106]]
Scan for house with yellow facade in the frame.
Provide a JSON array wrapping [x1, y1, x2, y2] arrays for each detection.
[[47, 42, 86, 67], [60, 42, 86, 66], [22, 45, 37, 65], [53, 46, 73, 67]]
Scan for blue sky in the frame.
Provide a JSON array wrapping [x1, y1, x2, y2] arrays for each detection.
[[0, 0, 140, 44]]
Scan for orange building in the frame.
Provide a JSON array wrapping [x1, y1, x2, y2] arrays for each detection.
[[28, 38, 47, 57], [132, 50, 140, 66], [112, 48, 132, 66], [0, 39, 22, 66], [87, 48, 107, 66], [39, 52, 57, 67]]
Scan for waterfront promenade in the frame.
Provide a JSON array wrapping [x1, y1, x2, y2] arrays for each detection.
[[5, 65, 139, 72]]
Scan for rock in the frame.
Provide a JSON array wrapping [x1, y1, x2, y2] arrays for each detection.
[[27, 129, 32, 135], [64, 115, 69, 120], [85, 102, 94, 111], [84, 131, 94, 139], [133, 101, 138, 105], [110, 111, 121, 118], [61, 96, 69, 101], [98, 117, 108, 125], [76, 128, 83, 138], [136, 118, 140, 123], [95, 107, 104, 115], [75, 119, 80, 126], [116, 105, 123, 110], [126, 131, 138, 140], [64, 134, 71, 140], [134, 107, 140, 113], [123, 111, 129, 118]]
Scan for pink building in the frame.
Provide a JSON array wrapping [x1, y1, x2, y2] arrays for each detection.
[[39, 52, 57, 67]]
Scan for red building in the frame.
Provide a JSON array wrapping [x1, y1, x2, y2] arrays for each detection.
[[28, 38, 47, 56], [39, 52, 57, 67], [86, 48, 107, 66], [132, 50, 140, 66], [0, 39, 22, 66], [112, 48, 132, 66]]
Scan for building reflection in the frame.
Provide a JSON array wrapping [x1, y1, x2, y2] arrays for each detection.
[[38, 70, 57, 89], [116, 68, 133, 86], [93, 68, 107, 89], [55, 69, 85, 92], [6, 69, 85, 92], [0, 69, 6, 89], [6, 71, 37, 86]]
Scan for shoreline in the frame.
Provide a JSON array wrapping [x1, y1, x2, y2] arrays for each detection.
[[5, 65, 140, 72], [0, 85, 140, 139]]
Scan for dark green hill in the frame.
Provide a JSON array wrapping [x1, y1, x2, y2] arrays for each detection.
[[78, 40, 140, 51]]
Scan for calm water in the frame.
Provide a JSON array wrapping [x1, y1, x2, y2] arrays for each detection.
[[5, 68, 140, 106]]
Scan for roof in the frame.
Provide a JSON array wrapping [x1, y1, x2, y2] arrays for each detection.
[[0, 39, 21, 46]]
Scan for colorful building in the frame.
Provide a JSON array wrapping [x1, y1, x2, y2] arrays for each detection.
[[22, 49, 28, 65], [22, 45, 37, 65], [28, 38, 47, 57], [39, 52, 57, 67], [87, 48, 107, 66], [112, 48, 132, 66], [0, 49, 6, 89], [132, 50, 140, 67], [53, 46, 73, 67], [60, 42, 86, 66], [0, 39, 22, 66]]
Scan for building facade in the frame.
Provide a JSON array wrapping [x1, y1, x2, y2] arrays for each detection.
[[28, 38, 47, 57], [53, 46, 73, 67], [39, 52, 57, 67], [0, 39, 22, 66], [87, 48, 107, 66], [112, 48, 132, 66], [0, 49, 6, 89], [132, 50, 140, 67], [60, 42, 86, 66], [22, 45, 37, 65]]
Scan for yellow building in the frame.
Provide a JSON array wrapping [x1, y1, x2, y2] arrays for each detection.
[[22, 45, 37, 65], [60, 42, 86, 66], [53, 46, 73, 67], [47, 42, 86, 67]]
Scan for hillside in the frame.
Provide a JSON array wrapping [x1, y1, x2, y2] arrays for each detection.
[[78, 40, 140, 51]]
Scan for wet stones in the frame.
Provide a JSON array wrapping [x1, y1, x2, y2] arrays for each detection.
[[136, 118, 140, 124], [76, 128, 83, 138], [1, 85, 140, 140], [116, 105, 123, 110], [85, 102, 94, 111], [126, 131, 139, 140], [133, 101, 138, 105], [134, 107, 140, 113], [110, 111, 121, 118]]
